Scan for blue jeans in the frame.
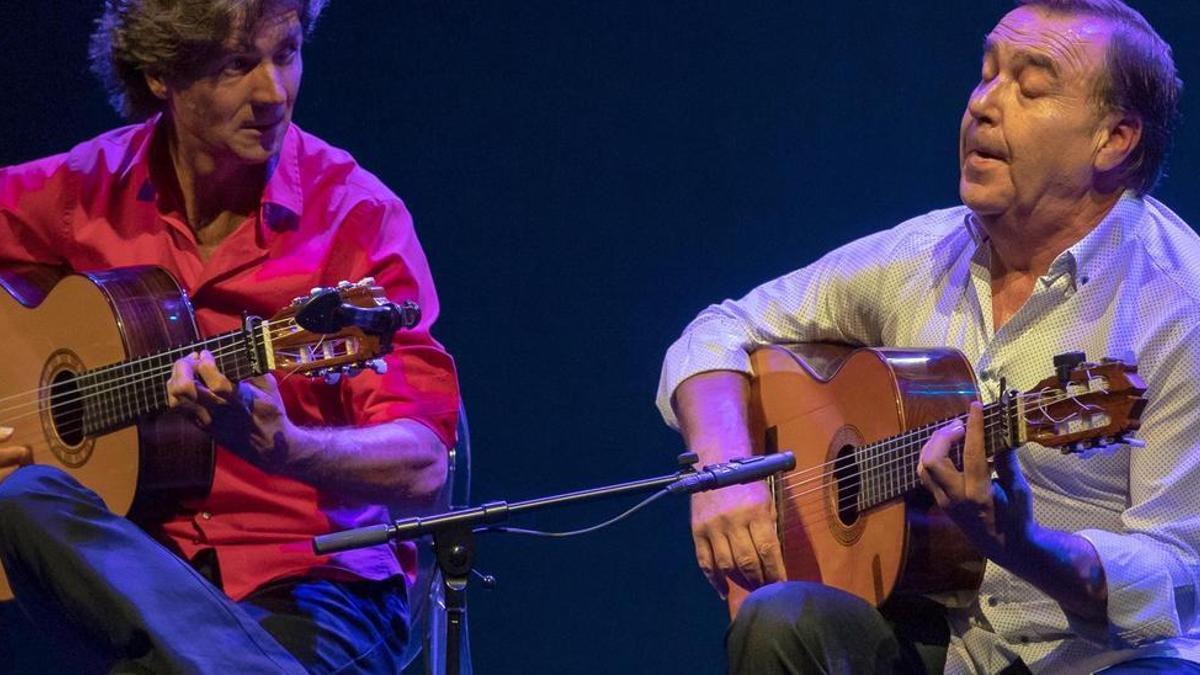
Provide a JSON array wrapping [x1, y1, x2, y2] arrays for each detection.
[[0, 465, 409, 674]]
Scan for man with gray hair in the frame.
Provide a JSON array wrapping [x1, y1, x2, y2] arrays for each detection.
[[658, 1, 1200, 672], [0, 1, 459, 671]]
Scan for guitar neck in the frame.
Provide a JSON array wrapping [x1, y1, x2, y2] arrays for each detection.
[[856, 397, 1020, 511], [77, 318, 270, 436]]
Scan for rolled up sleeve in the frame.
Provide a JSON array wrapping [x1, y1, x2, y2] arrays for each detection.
[[655, 229, 900, 429], [332, 198, 461, 449]]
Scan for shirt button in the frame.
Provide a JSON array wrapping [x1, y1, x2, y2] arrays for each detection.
[[987, 596, 999, 607], [200, 511, 212, 520], [1018, 635, 1030, 644]]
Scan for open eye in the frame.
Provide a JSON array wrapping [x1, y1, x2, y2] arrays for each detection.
[[223, 55, 258, 75], [274, 42, 300, 65]]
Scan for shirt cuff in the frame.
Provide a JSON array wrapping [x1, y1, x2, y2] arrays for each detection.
[[1077, 528, 1188, 648]]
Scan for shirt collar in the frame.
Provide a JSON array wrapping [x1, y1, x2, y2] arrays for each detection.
[[963, 191, 1145, 289], [1057, 190, 1144, 289], [122, 115, 305, 237], [258, 123, 304, 230]]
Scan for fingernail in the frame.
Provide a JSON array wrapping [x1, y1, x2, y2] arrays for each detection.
[[0, 426, 11, 438]]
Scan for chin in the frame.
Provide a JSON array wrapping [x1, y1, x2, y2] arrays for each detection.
[[959, 179, 1010, 217], [230, 143, 280, 165]]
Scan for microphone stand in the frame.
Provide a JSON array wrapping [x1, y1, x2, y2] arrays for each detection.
[[313, 451, 795, 675]]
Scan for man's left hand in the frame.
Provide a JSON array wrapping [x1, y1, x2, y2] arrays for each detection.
[[917, 401, 1036, 568], [166, 350, 300, 468]]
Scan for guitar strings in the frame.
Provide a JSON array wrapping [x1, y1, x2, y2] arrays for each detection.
[[0, 317, 329, 417], [772, 404, 1103, 532], [772, 388, 1107, 507], [0, 337, 352, 460], [772, 406, 1013, 512], [0, 318, 306, 408], [0, 319, 357, 434], [772, 403, 1009, 492]]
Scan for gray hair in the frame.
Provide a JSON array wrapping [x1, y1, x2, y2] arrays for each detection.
[[1016, 0, 1181, 195]]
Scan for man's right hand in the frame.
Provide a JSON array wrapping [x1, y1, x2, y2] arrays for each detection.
[[673, 370, 787, 597], [0, 426, 32, 481], [691, 479, 785, 597]]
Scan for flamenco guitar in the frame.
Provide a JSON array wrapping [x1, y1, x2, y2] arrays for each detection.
[[0, 264, 417, 601], [725, 344, 1147, 616]]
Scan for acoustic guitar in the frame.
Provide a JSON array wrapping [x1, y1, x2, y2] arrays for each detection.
[[725, 343, 1147, 616], [0, 264, 416, 600]]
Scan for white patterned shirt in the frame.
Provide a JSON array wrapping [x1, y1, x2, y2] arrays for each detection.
[[656, 193, 1200, 673]]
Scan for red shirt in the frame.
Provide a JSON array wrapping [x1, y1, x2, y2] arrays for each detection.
[[0, 117, 460, 600]]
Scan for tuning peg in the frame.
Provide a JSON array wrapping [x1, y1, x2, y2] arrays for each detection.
[[337, 280, 353, 289], [344, 366, 363, 378], [310, 286, 325, 296], [367, 359, 388, 374], [1122, 438, 1146, 449], [358, 276, 376, 287], [323, 371, 342, 385], [1053, 351, 1086, 387]]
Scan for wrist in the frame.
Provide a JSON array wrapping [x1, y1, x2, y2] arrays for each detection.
[[278, 424, 323, 472]]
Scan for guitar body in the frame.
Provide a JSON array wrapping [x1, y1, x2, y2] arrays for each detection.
[[0, 265, 213, 600], [727, 344, 986, 616]]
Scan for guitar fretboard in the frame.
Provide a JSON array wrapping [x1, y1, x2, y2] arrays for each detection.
[[74, 325, 265, 436], [855, 398, 1019, 511]]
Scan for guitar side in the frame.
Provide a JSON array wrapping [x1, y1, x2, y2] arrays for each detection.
[[725, 344, 984, 617], [0, 265, 212, 600]]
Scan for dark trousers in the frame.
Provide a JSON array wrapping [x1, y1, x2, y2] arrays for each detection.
[[727, 581, 948, 675], [0, 465, 409, 674], [727, 581, 1200, 675]]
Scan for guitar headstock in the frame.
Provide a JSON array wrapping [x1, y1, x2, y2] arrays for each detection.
[[1020, 356, 1147, 454], [259, 278, 415, 383]]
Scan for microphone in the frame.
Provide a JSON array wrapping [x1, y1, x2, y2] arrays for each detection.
[[666, 452, 795, 495]]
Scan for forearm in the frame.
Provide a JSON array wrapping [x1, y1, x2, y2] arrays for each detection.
[[1006, 524, 1108, 624], [282, 418, 448, 507], [673, 370, 755, 463]]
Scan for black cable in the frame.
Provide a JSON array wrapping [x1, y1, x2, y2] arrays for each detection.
[[477, 488, 670, 538]]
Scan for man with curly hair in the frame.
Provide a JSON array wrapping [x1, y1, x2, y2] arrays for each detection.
[[0, 1, 460, 672]]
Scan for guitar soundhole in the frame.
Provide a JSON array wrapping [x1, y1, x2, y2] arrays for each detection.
[[833, 445, 861, 526], [49, 370, 85, 447]]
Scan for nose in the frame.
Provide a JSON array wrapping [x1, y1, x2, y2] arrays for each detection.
[[251, 62, 289, 106], [966, 77, 1000, 126]]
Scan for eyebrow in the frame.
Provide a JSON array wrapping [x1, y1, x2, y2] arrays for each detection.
[[981, 34, 1062, 78], [228, 24, 304, 53]]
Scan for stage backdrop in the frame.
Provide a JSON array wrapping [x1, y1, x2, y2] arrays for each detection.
[[2, 2, 1198, 672]]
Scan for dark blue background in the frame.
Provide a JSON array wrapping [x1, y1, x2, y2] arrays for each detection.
[[3, 2, 1199, 672]]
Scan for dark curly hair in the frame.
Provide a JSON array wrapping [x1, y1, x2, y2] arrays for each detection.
[[1016, 0, 1182, 195], [89, 0, 329, 121]]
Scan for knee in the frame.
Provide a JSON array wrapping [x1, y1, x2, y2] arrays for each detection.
[[733, 582, 884, 650], [0, 465, 85, 532]]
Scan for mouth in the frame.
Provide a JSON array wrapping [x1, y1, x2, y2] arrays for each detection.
[[965, 143, 1006, 163], [243, 119, 285, 133]]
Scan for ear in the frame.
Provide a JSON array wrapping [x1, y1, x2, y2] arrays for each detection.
[[144, 72, 170, 101], [1094, 112, 1143, 173]]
